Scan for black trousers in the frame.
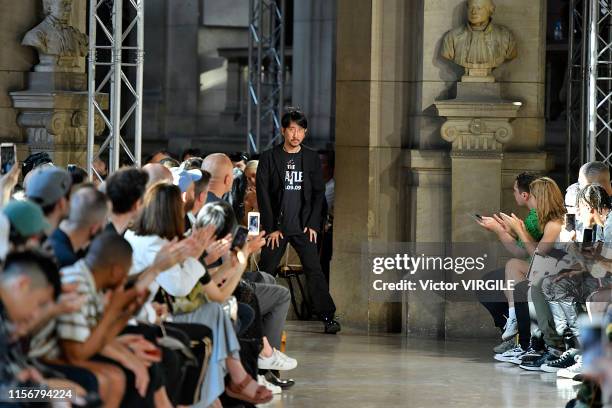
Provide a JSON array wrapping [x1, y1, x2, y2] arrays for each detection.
[[259, 232, 336, 317], [514, 280, 532, 350], [476, 267, 509, 332]]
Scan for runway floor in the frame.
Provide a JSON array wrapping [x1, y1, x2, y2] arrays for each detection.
[[260, 321, 577, 408]]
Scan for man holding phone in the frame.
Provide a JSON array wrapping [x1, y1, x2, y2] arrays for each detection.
[[257, 108, 340, 334]]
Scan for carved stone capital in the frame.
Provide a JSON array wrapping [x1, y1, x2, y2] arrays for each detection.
[[440, 117, 514, 153]]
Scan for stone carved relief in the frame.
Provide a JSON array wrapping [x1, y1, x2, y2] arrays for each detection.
[[441, 0, 517, 82], [440, 117, 514, 153], [22, 0, 88, 72]]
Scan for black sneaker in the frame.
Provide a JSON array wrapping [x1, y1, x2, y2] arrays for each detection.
[[540, 349, 578, 373], [519, 350, 556, 371], [323, 317, 341, 334], [519, 337, 546, 362]]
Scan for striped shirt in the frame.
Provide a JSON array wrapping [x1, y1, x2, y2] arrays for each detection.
[[56, 260, 105, 343]]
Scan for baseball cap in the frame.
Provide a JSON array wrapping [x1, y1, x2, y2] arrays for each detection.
[[171, 164, 202, 193], [26, 167, 72, 207], [2, 200, 51, 237]]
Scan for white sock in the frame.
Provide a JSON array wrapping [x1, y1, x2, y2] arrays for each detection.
[[508, 307, 516, 320]]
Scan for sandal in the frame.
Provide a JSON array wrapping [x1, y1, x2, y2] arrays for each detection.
[[225, 375, 273, 404]]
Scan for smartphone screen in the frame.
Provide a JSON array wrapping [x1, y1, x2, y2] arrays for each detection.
[[231, 226, 249, 249], [0, 143, 16, 175], [565, 213, 576, 232], [247, 212, 260, 235]]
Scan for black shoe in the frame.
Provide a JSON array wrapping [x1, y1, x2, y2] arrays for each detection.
[[519, 350, 557, 371], [323, 317, 341, 334], [264, 370, 296, 389], [540, 349, 578, 373]]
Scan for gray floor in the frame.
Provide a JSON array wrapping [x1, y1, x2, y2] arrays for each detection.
[[259, 321, 579, 408]]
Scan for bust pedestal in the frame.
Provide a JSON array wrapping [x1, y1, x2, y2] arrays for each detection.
[[435, 82, 521, 242], [10, 72, 107, 166]]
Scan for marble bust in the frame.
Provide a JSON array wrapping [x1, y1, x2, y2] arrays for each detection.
[[22, 0, 88, 72], [441, 0, 517, 82]]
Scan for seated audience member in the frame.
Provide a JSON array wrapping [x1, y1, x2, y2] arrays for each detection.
[[242, 160, 259, 226], [0, 251, 93, 405], [477, 172, 555, 355], [198, 202, 296, 378], [494, 177, 566, 367], [124, 183, 273, 406], [46, 186, 109, 267], [104, 168, 149, 235], [92, 158, 108, 181], [182, 148, 202, 162], [144, 150, 172, 165], [170, 165, 202, 229], [3, 200, 50, 252], [22, 152, 53, 178], [142, 163, 173, 187], [57, 232, 174, 408], [67, 165, 88, 187], [202, 154, 295, 362], [537, 184, 612, 374], [26, 166, 72, 233]]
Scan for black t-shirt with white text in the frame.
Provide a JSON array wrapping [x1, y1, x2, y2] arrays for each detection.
[[281, 150, 303, 235]]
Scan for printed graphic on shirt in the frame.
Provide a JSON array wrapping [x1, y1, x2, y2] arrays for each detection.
[[285, 159, 303, 191]]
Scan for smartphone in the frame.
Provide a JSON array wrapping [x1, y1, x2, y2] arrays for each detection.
[[247, 211, 260, 235], [0, 143, 17, 175], [565, 213, 576, 232], [468, 213, 483, 222], [231, 226, 249, 250]]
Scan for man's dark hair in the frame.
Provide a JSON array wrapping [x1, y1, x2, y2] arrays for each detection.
[[3, 250, 60, 299], [67, 164, 88, 186], [515, 172, 538, 194], [182, 148, 202, 162], [86, 231, 133, 272], [194, 170, 211, 198], [196, 200, 236, 240], [229, 152, 249, 164], [281, 107, 308, 129], [144, 149, 172, 164], [22, 152, 52, 177], [105, 168, 149, 215]]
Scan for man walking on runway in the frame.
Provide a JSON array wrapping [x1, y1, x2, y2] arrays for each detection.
[[256, 108, 341, 334]]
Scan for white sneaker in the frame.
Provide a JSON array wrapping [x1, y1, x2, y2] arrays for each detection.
[[557, 355, 582, 379], [258, 374, 282, 394], [494, 346, 525, 363], [501, 317, 518, 341], [258, 349, 298, 371]]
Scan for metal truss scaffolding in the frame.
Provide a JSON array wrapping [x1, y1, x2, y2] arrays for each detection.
[[247, 0, 286, 155], [567, 0, 612, 182], [87, 0, 144, 180]]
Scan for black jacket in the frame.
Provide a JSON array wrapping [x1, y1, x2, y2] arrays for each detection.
[[256, 144, 325, 234]]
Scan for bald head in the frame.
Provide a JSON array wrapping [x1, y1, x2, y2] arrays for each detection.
[[202, 153, 234, 196], [143, 163, 173, 188]]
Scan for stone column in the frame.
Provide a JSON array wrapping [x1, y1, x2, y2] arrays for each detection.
[[292, 0, 337, 148], [164, 0, 199, 154]]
